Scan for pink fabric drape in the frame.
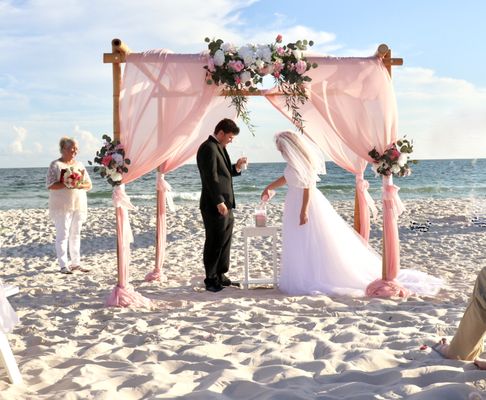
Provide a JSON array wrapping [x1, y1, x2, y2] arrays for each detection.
[[111, 50, 233, 304], [265, 58, 378, 240]]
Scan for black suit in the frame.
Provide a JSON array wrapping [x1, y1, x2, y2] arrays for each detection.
[[197, 135, 240, 286]]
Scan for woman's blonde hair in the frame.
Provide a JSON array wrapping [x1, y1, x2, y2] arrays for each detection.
[[59, 136, 78, 153]]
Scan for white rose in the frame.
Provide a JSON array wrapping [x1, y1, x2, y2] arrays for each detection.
[[213, 50, 225, 66], [221, 42, 235, 53], [254, 59, 265, 70], [398, 153, 408, 167], [240, 71, 252, 83], [256, 45, 272, 63], [238, 46, 255, 66], [111, 172, 123, 182], [292, 50, 303, 60], [391, 164, 401, 174]]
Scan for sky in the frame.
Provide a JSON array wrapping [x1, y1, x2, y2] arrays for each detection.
[[1, 0, 486, 168]]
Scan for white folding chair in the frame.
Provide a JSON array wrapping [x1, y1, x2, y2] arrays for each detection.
[[0, 284, 22, 384]]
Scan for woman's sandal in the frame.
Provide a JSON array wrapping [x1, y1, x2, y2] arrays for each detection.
[[60, 266, 73, 274], [70, 265, 90, 273]]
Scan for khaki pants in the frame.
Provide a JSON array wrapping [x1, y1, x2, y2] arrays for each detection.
[[448, 266, 486, 360]]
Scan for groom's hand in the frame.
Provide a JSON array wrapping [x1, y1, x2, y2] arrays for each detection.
[[217, 202, 228, 216]]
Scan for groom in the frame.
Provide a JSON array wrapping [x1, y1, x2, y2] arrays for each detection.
[[197, 118, 247, 292]]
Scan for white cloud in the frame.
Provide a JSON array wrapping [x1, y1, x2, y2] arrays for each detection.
[[394, 67, 486, 159], [73, 125, 103, 162], [8, 126, 43, 155]]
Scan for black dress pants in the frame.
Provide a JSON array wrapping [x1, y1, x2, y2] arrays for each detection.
[[201, 209, 234, 286]]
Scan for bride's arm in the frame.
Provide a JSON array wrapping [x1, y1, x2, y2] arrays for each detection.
[[300, 188, 310, 225], [261, 176, 286, 200]]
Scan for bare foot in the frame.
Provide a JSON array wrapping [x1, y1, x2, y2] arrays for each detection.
[[432, 338, 450, 358], [473, 358, 486, 369]]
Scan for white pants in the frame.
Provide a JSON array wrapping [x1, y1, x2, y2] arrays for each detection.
[[53, 210, 84, 270]]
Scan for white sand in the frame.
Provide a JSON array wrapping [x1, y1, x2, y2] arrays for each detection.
[[1, 199, 486, 399]]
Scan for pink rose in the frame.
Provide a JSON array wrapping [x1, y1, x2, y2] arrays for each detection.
[[389, 148, 400, 161], [276, 47, 285, 56], [228, 60, 244, 72], [101, 155, 113, 167], [235, 76, 241, 85], [273, 61, 283, 73], [273, 72, 280, 79], [276, 34, 283, 43], [295, 60, 307, 75]]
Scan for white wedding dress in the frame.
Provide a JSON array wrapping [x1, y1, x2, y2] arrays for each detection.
[[278, 165, 442, 297]]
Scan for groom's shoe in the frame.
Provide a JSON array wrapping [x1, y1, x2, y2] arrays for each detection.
[[205, 278, 224, 293], [219, 274, 241, 288], [206, 283, 224, 293]]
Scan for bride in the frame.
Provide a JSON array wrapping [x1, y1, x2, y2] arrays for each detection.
[[261, 131, 442, 297]]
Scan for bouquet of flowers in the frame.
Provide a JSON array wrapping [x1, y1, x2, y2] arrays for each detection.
[[88, 134, 130, 187], [368, 138, 416, 177], [61, 167, 85, 189], [204, 35, 318, 133]]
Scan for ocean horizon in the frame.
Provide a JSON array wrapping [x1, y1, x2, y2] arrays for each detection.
[[1, 158, 486, 210]]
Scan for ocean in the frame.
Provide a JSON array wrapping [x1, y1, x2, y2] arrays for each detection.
[[1, 159, 486, 210]]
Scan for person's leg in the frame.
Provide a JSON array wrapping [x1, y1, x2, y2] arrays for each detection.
[[217, 210, 234, 281], [201, 210, 225, 288], [68, 211, 84, 269], [448, 267, 486, 360], [54, 211, 73, 272]]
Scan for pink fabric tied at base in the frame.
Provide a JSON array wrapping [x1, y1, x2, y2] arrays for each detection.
[[145, 172, 172, 282], [106, 185, 151, 307], [105, 284, 152, 308], [365, 278, 410, 298], [355, 174, 377, 242], [366, 174, 408, 298]]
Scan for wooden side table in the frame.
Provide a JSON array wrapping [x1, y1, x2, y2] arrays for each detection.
[[242, 226, 279, 289]]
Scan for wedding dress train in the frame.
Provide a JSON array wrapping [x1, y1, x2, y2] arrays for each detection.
[[278, 166, 442, 297]]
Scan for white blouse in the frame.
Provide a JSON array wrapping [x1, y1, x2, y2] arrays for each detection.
[[46, 159, 91, 220]]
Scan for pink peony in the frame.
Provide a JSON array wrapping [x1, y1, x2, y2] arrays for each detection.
[[228, 60, 244, 72], [276, 34, 283, 43], [295, 60, 307, 75]]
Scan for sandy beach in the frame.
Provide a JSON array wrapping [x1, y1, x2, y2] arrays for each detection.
[[1, 198, 486, 399]]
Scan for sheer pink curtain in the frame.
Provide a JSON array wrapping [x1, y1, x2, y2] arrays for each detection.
[[306, 56, 405, 296], [106, 50, 232, 306], [265, 89, 376, 241]]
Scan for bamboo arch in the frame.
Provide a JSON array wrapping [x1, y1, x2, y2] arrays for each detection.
[[103, 39, 403, 298]]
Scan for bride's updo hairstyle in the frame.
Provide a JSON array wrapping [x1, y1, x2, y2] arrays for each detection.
[[275, 131, 326, 187]]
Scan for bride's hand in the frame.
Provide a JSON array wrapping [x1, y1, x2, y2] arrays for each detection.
[[300, 210, 308, 225]]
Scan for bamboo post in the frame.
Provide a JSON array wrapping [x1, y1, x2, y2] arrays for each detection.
[[353, 190, 360, 233], [105, 39, 130, 287]]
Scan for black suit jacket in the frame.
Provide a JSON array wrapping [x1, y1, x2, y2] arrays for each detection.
[[197, 135, 240, 214]]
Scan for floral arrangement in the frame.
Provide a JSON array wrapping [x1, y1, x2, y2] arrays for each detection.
[[61, 167, 85, 189], [204, 35, 318, 134], [88, 134, 130, 187], [368, 138, 416, 177]]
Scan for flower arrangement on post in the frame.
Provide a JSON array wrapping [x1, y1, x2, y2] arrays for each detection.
[[368, 138, 416, 177], [204, 35, 317, 134], [88, 134, 131, 186]]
